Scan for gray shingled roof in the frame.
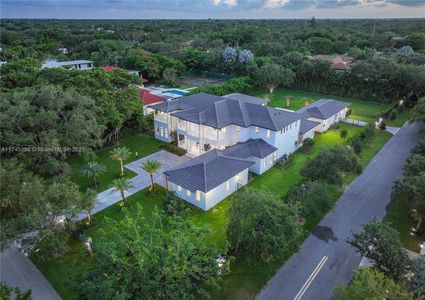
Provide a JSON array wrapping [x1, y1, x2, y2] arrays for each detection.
[[299, 119, 321, 134], [223, 139, 277, 159], [223, 93, 267, 105], [164, 149, 254, 193], [150, 92, 302, 130], [296, 99, 350, 120]]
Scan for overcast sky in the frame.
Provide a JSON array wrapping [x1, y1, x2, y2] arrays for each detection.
[[1, 0, 424, 19]]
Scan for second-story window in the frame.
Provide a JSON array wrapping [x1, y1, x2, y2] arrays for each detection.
[[226, 180, 230, 191], [186, 190, 191, 197], [236, 126, 240, 133], [266, 130, 270, 138], [255, 127, 259, 134], [196, 191, 201, 201]]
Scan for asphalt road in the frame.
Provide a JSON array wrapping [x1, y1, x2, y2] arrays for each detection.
[[257, 122, 424, 300], [0, 243, 61, 300]]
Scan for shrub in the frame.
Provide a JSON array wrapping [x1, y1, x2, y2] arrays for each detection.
[[330, 123, 341, 130], [353, 139, 362, 153], [340, 129, 348, 138], [163, 192, 190, 218], [161, 143, 187, 156], [276, 153, 295, 169], [302, 138, 314, 152]]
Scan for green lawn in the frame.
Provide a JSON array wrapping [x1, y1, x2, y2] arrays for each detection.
[[33, 124, 392, 300], [254, 88, 388, 122], [66, 135, 164, 192], [384, 109, 411, 127], [384, 193, 424, 252]]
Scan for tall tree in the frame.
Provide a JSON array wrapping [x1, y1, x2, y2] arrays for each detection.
[[1, 159, 82, 259], [255, 63, 295, 94], [348, 219, 409, 280], [410, 96, 425, 123], [333, 267, 412, 300], [1, 85, 102, 175], [81, 161, 106, 189], [109, 146, 131, 176], [111, 178, 133, 207], [411, 257, 425, 299], [141, 160, 162, 192], [80, 208, 226, 299], [227, 188, 302, 261]]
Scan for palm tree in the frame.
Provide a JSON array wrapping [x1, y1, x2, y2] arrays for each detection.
[[285, 95, 293, 108], [80, 189, 97, 225], [112, 178, 133, 207], [81, 161, 106, 189], [110, 146, 132, 176], [141, 160, 162, 192]]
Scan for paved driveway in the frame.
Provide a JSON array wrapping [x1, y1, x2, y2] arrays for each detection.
[[257, 122, 424, 300], [79, 150, 190, 218], [0, 243, 61, 300]]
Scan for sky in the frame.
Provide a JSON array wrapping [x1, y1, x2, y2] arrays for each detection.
[[1, 0, 425, 19]]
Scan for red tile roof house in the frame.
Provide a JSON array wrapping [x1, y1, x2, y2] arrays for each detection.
[[139, 88, 166, 115], [311, 55, 355, 72]]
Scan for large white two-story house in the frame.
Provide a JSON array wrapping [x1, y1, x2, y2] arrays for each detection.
[[150, 92, 350, 210]]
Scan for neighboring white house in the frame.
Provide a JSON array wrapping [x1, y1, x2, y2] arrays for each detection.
[[42, 60, 94, 70], [296, 99, 350, 132], [152, 93, 350, 210]]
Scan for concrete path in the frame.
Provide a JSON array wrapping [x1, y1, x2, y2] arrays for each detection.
[[342, 117, 368, 127], [0, 243, 62, 300], [78, 150, 189, 219], [386, 125, 401, 135], [257, 122, 424, 300]]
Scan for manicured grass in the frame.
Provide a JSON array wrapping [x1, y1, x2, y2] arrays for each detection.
[[254, 88, 388, 122], [384, 193, 424, 252], [385, 109, 411, 127], [66, 135, 164, 192], [34, 126, 393, 300]]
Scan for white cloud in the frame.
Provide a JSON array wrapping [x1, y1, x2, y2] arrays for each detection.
[[212, 0, 238, 7], [264, 0, 290, 9]]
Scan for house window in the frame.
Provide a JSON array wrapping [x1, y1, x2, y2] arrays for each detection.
[[160, 127, 164, 137], [196, 191, 201, 201], [280, 129, 283, 134], [222, 127, 226, 133], [295, 121, 297, 127], [177, 185, 182, 192], [266, 130, 271, 138], [255, 127, 259, 134], [186, 190, 191, 197], [226, 180, 230, 191], [164, 128, 168, 138], [289, 124, 292, 129], [236, 126, 240, 133]]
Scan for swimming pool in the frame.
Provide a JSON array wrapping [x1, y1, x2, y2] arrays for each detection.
[[166, 89, 188, 96]]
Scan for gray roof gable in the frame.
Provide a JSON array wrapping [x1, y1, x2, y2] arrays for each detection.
[[296, 99, 350, 120], [299, 119, 321, 134], [165, 149, 254, 193], [223, 139, 277, 159], [151, 92, 302, 130]]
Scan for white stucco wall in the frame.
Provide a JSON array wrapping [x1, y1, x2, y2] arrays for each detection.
[[273, 120, 301, 158], [168, 169, 249, 211]]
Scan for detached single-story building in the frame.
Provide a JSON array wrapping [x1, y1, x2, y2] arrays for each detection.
[[42, 60, 94, 70], [165, 149, 254, 211], [296, 99, 350, 132]]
